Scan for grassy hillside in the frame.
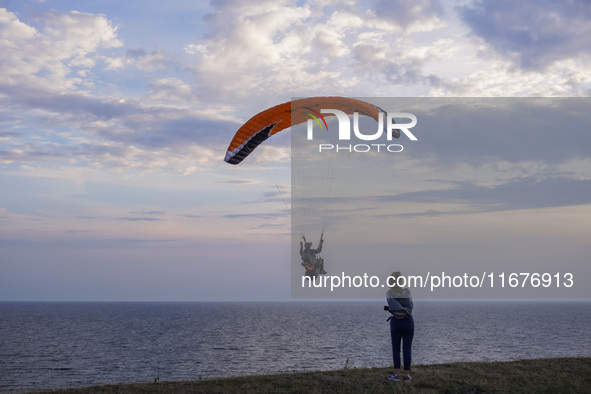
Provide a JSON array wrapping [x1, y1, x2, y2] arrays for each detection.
[[42, 357, 591, 394]]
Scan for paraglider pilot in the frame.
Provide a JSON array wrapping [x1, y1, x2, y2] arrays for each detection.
[[300, 233, 326, 277]]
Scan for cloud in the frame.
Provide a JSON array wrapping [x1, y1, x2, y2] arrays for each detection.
[[146, 78, 195, 103], [131, 210, 167, 215], [217, 179, 262, 185], [376, 176, 591, 216], [0, 237, 189, 250], [399, 98, 591, 165], [0, 126, 223, 172], [459, 0, 591, 70], [428, 58, 591, 97], [1, 84, 134, 119], [187, 0, 590, 99], [372, 0, 444, 32], [116, 217, 162, 222], [105, 49, 172, 72], [186, 0, 452, 99], [224, 212, 288, 219], [351, 35, 455, 86], [2, 2, 590, 178], [0, 8, 121, 91], [189, 1, 320, 98], [0, 8, 240, 172], [0, 8, 37, 39]]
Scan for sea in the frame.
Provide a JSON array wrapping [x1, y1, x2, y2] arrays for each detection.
[[1, 300, 590, 392]]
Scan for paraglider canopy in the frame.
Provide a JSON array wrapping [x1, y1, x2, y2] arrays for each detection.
[[224, 96, 391, 165], [223, 97, 400, 280]]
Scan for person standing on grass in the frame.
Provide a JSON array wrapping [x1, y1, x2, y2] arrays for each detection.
[[386, 271, 414, 382]]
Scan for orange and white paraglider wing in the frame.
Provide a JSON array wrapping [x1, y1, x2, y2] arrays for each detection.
[[223, 97, 389, 165], [224, 101, 291, 165]]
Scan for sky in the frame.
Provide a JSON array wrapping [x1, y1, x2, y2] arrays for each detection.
[[0, 0, 590, 301]]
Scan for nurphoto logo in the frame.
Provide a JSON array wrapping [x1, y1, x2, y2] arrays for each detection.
[[306, 109, 418, 153]]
